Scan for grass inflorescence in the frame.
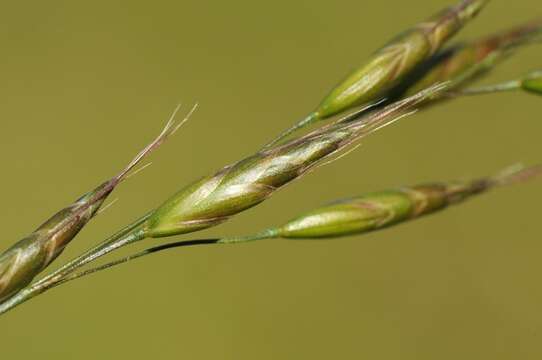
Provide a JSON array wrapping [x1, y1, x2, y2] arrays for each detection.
[[0, 0, 540, 316]]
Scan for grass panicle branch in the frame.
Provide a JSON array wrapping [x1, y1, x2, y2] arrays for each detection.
[[450, 70, 542, 96], [54, 163, 542, 284]]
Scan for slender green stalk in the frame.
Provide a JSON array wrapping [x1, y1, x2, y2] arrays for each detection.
[[51, 238, 220, 289], [263, 0, 488, 148], [450, 70, 542, 96], [453, 80, 522, 95]]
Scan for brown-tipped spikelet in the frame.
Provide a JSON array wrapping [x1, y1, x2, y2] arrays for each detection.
[[266, 0, 488, 147], [144, 85, 448, 238], [0, 109, 190, 302], [275, 181, 488, 239]]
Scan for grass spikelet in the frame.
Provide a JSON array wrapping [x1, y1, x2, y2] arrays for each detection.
[[217, 163, 542, 241], [264, 0, 488, 147], [143, 84, 448, 238], [0, 105, 193, 303]]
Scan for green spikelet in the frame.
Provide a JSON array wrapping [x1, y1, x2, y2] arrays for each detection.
[[315, 0, 488, 119], [265, 0, 488, 147], [219, 164, 541, 242], [144, 86, 447, 238], [276, 182, 486, 239]]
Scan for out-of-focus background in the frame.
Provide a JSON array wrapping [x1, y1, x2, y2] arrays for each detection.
[[0, 0, 540, 358]]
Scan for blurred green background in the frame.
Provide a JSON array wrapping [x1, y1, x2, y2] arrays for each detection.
[[1, 0, 540, 358]]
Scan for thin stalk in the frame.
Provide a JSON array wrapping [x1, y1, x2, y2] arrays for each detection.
[[41, 234, 270, 288], [53, 238, 219, 288], [217, 229, 279, 244], [35, 212, 152, 286], [262, 113, 317, 149], [449, 69, 542, 96], [452, 79, 521, 95]]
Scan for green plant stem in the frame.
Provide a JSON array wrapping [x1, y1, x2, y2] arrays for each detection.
[[42, 233, 274, 288], [0, 213, 151, 315], [53, 238, 220, 288], [262, 113, 317, 149], [3, 231, 279, 298], [3, 230, 276, 299], [453, 80, 521, 95]]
